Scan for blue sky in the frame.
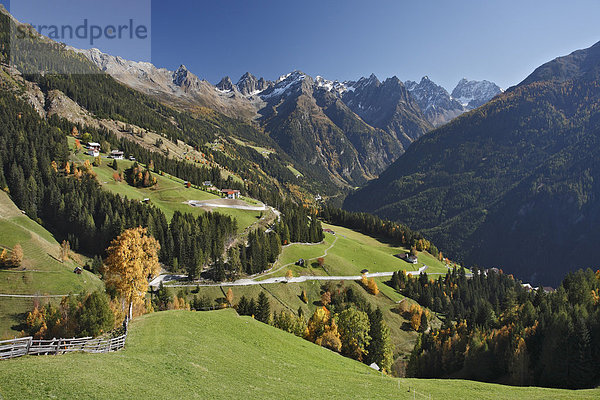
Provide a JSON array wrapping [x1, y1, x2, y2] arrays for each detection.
[[4, 0, 600, 90]]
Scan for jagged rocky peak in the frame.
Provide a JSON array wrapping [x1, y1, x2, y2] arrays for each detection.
[[236, 72, 258, 95], [405, 76, 465, 127], [276, 70, 308, 84], [405, 75, 436, 89], [260, 70, 309, 100], [172, 65, 190, 86], [216, 76, 236, 92], [381, 75, 404, 88], [236, 72, 272, 96], [451, 78, 503, 109], [257, 77, 272, 91], [356, 73, 381, 88], [314, 75, 352, 97], [406, 76, 456, 108], [171, 64, 206, 93]]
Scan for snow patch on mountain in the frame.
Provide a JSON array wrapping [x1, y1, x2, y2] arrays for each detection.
[[314, 76, 353, 97], [405, 76, 504, 126], [261, 71, 306, 99], [451, 78, 503, 109]]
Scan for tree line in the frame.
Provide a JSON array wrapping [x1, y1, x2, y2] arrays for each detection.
[[404, 267, 600, 389]]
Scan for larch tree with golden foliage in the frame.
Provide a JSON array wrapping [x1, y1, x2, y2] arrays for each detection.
[[315, 318, 342, 353], [367, 278, 379, 295], [301, 289, 308, 304], [321, 291, 331, 306], [226, 287, 234, 306], [10, 244, 23, 267], [104, 227, 160, 321], [59, 240, 70, 263]]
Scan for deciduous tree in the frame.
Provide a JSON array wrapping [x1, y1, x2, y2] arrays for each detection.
[[10, 243, 23, 267], [59, 240, 70, 263], [321, 291, 331, 306], [301, 289, 308, 304], [337, 307, 371, 361], [104, 227, 160, 321], [226, 287, 234, 306]]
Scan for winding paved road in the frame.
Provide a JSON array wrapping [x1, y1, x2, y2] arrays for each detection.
[[163, 266, 428, 288], [185, 200, 267, 211], [150, 231, 438, 289]]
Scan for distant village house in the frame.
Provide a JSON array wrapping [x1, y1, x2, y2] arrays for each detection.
[[396, 253, 418, 264], [221, 189, 240, 199], [110, 150, 124, 160], [87, 142, 100, 157]]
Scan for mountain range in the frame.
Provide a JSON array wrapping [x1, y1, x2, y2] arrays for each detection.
[[74, 47, 501, 188], [344, 40, 600, 285]]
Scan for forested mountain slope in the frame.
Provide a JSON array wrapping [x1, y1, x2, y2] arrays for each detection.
[[344, 41, 600, 285]]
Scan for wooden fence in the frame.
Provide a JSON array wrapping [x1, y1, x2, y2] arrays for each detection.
[[0, 332, 127, 360]]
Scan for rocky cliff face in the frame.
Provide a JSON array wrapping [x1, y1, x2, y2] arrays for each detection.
[[341, 74, 433, 148], [235, 72, 273, 96]]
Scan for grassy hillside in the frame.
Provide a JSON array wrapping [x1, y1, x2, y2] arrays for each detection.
[[70, 147, 265, 232], [0, 310, 597, 399], [261, 223, 455, 279], [170, 223, 466, 368], [177, 278, 424, 358], [0, 191, 104, 337]]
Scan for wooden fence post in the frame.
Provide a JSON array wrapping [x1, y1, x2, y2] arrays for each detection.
[[25, 337, 32, 356]]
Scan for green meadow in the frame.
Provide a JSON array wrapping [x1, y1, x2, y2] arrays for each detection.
[[0, 310, 596, 400]]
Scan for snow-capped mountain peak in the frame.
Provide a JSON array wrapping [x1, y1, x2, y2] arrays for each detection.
[[315, 75, 352, 97], [451, 78, 503, 109], [405, 76, 466, 127], [261, 71, 307, 100]]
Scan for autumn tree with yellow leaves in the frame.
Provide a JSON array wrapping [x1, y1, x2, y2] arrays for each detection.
[[226, 287, 234, 306], [104, 227, 160, 321], [360, 273, 379, 295], [10, 243, 23, 267], [59, 240, 70, 263]]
